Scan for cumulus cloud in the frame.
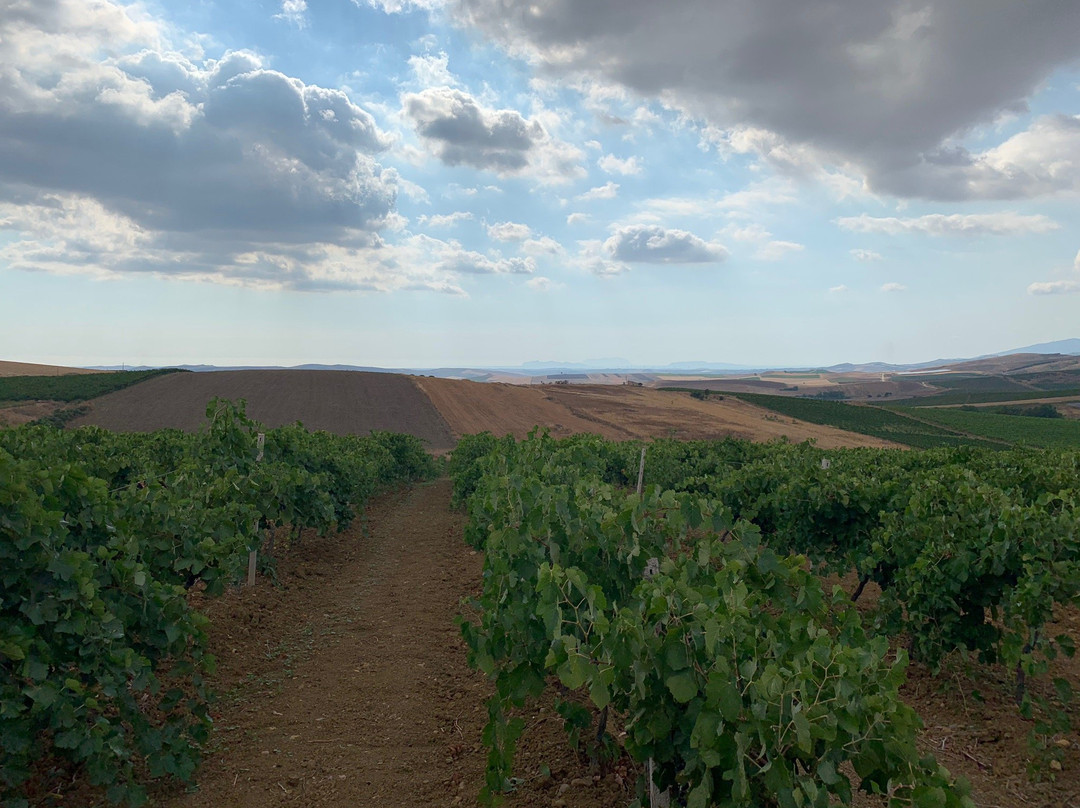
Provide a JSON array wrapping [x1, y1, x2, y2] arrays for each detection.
[[829, 284, 849, 294], [721, 221, 803, 261], [360, 0, 445, 12], [598, 154, 642, 175], [881, 282, 907, 292], [418, 211, 473, 227], [521, 236, 563, 255], [274, 0, 309, 28], [879, 114, 1080, 199], [401, 87, 584, 182], [837, 213, 1059, 237], [1026, 249, 1080, 295], [526, 275, 562, 292], [0, 0, 423, 293], [850, 248, 883, 261], [566, 212, 591, 225], [486, 221, 532, 241], [576, 181, 620, 201], [408, 51, 457, 87], [754, 240, 804, 261], [604, 225, 728, 264], [1028, 280, 1080, 295], [454, 0, 1080, 200]]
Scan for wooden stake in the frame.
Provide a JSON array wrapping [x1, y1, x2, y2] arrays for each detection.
[[636, 446, 646, 496], [248, 432, 265, 588]]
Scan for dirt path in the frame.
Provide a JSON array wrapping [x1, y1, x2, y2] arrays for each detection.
[[165, 480, 489, 807]]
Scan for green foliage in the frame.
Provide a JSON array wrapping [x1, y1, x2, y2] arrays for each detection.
[[0, 399, 437, 805], [905, 407, 1080, 448], [968, 403, 1063, 418], [455, 433, 974, 807], [903, 388, 1080, 407], [730, 393, 1003, 449], [0, 369, 184, 404]]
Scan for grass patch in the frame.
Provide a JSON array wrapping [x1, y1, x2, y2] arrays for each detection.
[[0, 368, 185, 403]]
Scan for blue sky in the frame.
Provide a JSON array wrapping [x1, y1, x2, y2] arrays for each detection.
[[1, 0, 1079, 368]]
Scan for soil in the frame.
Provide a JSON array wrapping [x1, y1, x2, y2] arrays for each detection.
[[70, 370, 456, 452], [417, 378, 897, 449], [0, 400, 63, 427], [156, 479, 636, 808], [0, 360, 104, 377]]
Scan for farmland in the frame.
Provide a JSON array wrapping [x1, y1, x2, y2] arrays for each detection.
[[721, 392, 1006, 448], [903, 406, 1080, 449], [0, 368, 182, 404], [3, 370, 1080, 807], [70, 370, 457, 451]]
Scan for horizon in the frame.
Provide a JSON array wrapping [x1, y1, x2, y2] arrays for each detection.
[[2, 1, 1079, 368]]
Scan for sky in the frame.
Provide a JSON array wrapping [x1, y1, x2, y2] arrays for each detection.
[[1, 0, 1079, 369]]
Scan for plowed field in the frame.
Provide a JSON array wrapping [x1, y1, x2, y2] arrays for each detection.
[[71, 370, 455, 451], [416, 378, 895, 448]]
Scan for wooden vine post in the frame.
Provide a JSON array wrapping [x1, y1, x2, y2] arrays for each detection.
[[637, 445, 671, 808], [247, 432, 265, 588]]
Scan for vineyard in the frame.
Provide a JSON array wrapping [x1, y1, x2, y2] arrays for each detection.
[[0, 400, 436, 807], [452, 433, 1080, 807]]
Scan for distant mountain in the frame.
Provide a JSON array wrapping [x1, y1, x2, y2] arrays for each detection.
[[994, 338, 1080, 356], [81, 337, 1080, 379]]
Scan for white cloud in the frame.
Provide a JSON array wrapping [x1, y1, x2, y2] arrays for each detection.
[[396, 177, 431, 203], [274, 0, 308, 27], [837, 213, 1059, 236], [754, 240, 805, 261], [720, 221, 803, 261], [1026, 249, 1080, 296], [0, 0, 417, 293], [604, 225, 728, 264], [486, 221, 532, 241], [360, 0, 446, 13], [521, 236, 563, 255], [401, 87, 584, 183], [1028, 280, 1080, 295], [598, 154, 642, 175], [566, 212, 591, 225], [881, 282, 907, 292], [418, 211, 473, 227], [526, 275, 562, 292], [408, 51, 457, 88], [576, 181, 620, 201], [829, 284, 849, 294], [850, 248, 883, 261], [406, 234, 535, 276]]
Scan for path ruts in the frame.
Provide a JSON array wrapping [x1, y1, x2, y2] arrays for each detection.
[[166, 480, 489, 807]]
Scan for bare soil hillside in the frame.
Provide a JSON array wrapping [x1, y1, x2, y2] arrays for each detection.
[[71, 370, 455, 451], [0, 360, 104, 377], [416, 378, 896, 448]]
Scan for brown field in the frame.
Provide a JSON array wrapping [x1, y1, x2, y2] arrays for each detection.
[[416, 378, 896, 448], [71, 370, 456, 451], [0, 360, 104, 377], [0, 401, 63, 427]]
